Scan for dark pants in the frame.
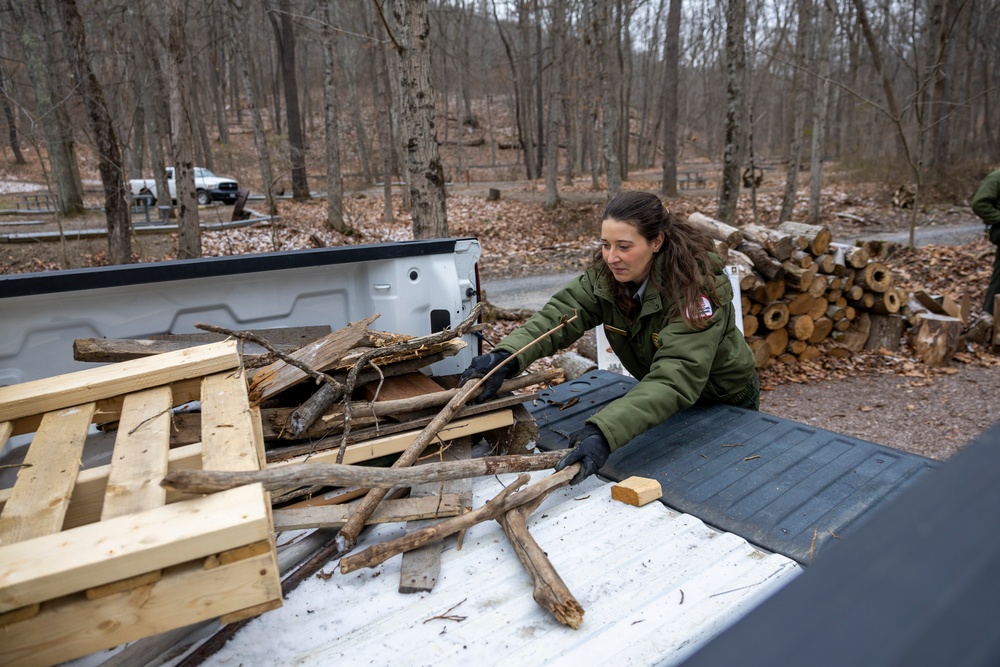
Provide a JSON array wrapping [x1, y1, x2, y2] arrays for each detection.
[[986, 225, 1000, 314], [727, 373, 760, 411]]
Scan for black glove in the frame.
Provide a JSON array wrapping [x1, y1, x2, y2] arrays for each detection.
[[554, 423, 611, 485], [459, 350, 518, 403]]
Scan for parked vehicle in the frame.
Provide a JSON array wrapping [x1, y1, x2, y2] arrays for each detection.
[[129, 166, 240, 206]]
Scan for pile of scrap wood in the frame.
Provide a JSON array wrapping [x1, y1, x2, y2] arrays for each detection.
[[688, 213, 976, 367], [1, 304, 586, 665]]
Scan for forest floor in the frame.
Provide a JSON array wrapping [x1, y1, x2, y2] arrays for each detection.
[[2, 167, 999, 461]]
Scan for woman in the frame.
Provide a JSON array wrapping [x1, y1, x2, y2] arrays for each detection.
[[461, 190, 759, 483]]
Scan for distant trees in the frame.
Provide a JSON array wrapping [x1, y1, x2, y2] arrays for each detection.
[[0, 0, 996, 265]]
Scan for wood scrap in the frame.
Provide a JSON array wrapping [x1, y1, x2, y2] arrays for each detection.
[[162, 451, 566, 495], [498, 488, 584, 629], [339, 465, 578, 574], [272, 494, 464, 531]]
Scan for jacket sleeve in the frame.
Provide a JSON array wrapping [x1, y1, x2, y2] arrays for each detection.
[[587, 297, 730, 452], [972, 174, 1000, 226], [493, 272, 604, 374]]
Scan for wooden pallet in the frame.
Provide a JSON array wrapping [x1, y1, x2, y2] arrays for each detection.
[[0, 341, 281, 667]]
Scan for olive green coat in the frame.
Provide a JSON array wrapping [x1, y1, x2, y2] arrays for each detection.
[[495, 263, 757, 452]]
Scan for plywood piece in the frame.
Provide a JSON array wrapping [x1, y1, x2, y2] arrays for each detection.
[[0, 340, 239, 423], [0, 551, 280, 667], [201, 370, 260, 472], [273, 495, 463, 531], [0, 484, 271, 614], [359, 372, 445, 402], [611, 476, 663, 507], [399, 441, 473, 594], [101, 386, 173, 520], [0, 421, 10, 451], [0, 403, 96, 545]]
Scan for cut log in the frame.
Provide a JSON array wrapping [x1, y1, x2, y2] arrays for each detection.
[[789, 250, 813, 269], [747, 338, 772, 368], [781, 261, 816, 291], [765, 328, 788, 356], [786, 292, 817, 316], [808, 316, 834, 343], [853, 261, 893, 293], [765, 279, 787, 302], [797, 345, 823, 361], [908, 313, 963, 365], [740, 224, 794, 261], [738, 240, 786, 282], [807, 274, 829, 298], [787, 315, 815, 341], [742, 314, 759, 337], [814, 253, 836, 274], [865, 314, 905, 352], [871, 289, 902, 315], [776, 221, 832, 255], [761, 302, 790, 330], [555, 351, 598, 380], [828, 242, 870, 269], [688, 212, 744, 247]]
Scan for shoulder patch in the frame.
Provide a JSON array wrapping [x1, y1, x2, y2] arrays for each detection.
[[686, 295, 714, 320]]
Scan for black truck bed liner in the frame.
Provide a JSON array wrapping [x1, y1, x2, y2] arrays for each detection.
[[525, 370, 940, 565]]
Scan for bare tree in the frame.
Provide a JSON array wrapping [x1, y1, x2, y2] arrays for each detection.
[[384, 0, 448, 239], [321, 1, 353, 235], [269, 0, 309, 199], [718, 0, 747, 224], [55, 0, 132, 264], [778, 0, 813, 223], [660, 0, 682, 196], [544, 0, 565, 210], [166, 0, 200, 259], [594, 0, 622, 197], [0, 65, 25, 164], [7, 0, 84, 215], [808, 0, 835, 224]]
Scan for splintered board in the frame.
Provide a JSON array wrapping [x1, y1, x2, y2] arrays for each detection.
[[0, 341, 281, 667]]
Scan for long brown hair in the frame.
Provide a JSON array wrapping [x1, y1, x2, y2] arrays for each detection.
[[591, 191, 719, 328]]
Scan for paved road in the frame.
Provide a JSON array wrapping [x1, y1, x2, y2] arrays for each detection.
[[483, 222, 988, 311]]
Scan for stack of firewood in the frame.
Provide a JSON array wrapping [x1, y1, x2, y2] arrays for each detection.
[[689, 213, 911, 367]]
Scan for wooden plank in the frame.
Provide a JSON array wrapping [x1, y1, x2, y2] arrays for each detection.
[[0, 412, 514, 527], [275, 410, 514, 468], [272, 494, 463, 531], [0, 421, 10, 451], [201, 369, 260, 472], [0, 403, 96, 545], [0, 550, 280, 667], [0, 484, 272, 614], [148, 325, 331, 347], [101, 386, 173, 520], [399, 441, 472, 594], [0, 340, 239, 423]]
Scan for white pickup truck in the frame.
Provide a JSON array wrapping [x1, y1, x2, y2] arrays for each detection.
[[129, 166, 240, 206]]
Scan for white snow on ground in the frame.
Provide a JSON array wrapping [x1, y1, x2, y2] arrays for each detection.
[[0, 180, 47, 194]]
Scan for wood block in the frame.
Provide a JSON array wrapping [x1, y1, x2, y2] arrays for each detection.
[[611, 476, 662, 507], [360, 371, 445, 402]]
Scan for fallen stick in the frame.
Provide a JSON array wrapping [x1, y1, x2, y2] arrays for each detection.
[[334, 312, 579, 555], [499, 492, 585, 629], [161, 451, 566, 494], [339, 465, 578, 574]]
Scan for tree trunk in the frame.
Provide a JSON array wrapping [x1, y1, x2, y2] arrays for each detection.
[[0, 69, 25, 164], [230, 6, 277, 218], [373, 11, 395, 224], [390, 0, 448, 239], [660, 0, 682, 196], [544, 0, 564, 210], [8, 0, 84, 215], [718, 0, 746, 224], [271, 0, 309, 199], [321, 2, 351, 236], [595, 0, 622, 197], [55, 0, 132, 264], [166, 0, 200, 258], [778, 0, 812, 224], [808, 0, 834, 225]]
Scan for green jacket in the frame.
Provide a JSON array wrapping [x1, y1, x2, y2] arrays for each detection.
[[972, 169, 1000, 227], [495, 262, 758, 451]]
